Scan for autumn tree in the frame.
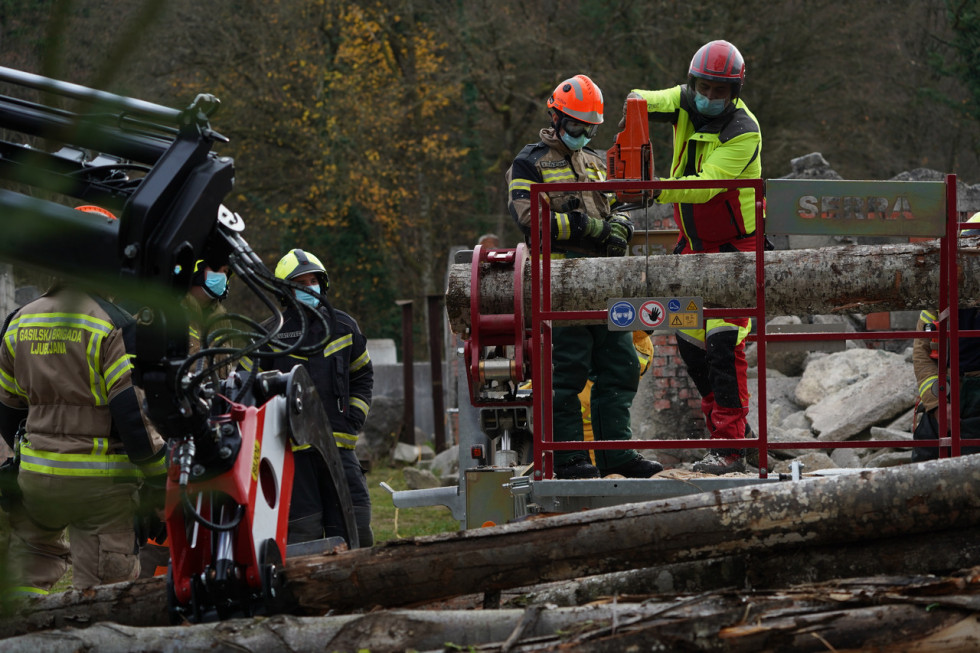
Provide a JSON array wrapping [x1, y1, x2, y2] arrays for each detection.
[[3, 0, 980, 350]]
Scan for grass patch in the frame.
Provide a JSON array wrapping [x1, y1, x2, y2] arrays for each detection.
[[366, 462, 460, 543]]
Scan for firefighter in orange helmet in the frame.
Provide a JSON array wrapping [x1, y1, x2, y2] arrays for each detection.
[[0, 205, 167, 595], [506, 74, 662, 479]]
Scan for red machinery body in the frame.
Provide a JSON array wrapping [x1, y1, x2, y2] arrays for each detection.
[[606, 97, 655, 203], [464, 244, 531, 407], [165, 396, 295, 615]]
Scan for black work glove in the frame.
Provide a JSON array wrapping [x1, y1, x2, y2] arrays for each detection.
[[134, 512, 166, 548], [583, 215, 612, 245]]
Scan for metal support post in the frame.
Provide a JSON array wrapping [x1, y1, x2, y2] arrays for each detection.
[[427, 294, 447, 453], [396, 299, 415, 445]]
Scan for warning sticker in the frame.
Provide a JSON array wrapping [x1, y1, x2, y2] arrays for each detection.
[[670, 313, 698, 328], [606, 296, 703, 332], [639, 300, 666, 328]]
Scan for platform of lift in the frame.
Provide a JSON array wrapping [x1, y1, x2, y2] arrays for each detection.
[[383, 460, 852, 531]]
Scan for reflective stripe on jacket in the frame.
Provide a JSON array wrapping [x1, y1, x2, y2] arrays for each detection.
[[20, 441, 141, 478], [248, 305, 373, 450], [913, 308, 980, 412]]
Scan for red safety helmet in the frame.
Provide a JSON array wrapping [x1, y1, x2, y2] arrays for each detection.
[[689, 40, 745, 98], [548, 74, 604, 127]]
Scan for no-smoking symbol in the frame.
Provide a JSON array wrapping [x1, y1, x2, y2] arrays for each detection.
[[639, 300, 666, 328]]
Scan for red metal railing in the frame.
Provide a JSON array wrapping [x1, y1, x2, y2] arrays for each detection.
[[527, 175, 973, 480]]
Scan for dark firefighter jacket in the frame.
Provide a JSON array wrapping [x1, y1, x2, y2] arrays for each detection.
[[244, 305, 373, 450], [506, 127, 616, 255], [913, 308, 980, 413]]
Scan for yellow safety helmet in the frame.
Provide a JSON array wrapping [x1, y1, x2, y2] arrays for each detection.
[[962, 212, 980, 237], [274, 248, 329, 291]]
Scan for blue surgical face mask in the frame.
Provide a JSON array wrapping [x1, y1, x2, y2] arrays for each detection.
[[694, 91, 728, 117], [560, 131, 590, 151], [296, 283, 321, 308], [203, 270, 228, 299]]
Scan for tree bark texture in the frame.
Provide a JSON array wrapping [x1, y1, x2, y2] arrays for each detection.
[[4, 456, 980, 638], [3, 570, 980, 652], [503, 525, 980, 607], [445, 240, 980, 334]]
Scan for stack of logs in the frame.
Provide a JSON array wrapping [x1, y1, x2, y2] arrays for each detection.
[[2, 454, 980, 651]]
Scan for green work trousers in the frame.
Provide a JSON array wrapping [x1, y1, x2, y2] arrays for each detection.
[[551, 325, 640, 470]]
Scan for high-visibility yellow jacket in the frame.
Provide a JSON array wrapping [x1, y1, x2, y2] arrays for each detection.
[[632, 84, 762, 253]]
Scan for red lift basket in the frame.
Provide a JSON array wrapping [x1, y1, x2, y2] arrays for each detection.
[[606, 97, 655, 203]]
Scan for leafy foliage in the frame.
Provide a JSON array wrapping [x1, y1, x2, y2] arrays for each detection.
[[2, 0, 980, 349]]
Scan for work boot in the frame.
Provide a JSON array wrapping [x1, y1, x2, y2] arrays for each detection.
[[604, 456, 663, 478], [555, 458, 600, 479], [693, 450, 746, 475]]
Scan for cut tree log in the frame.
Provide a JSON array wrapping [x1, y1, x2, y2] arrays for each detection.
[[500, 524, 980, 607], [2, 569, 980, 652], [3, 455, 980, 638], [445, 240, 980, 334]]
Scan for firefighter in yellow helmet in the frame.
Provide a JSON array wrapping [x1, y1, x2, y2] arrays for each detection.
[[0, 205, 167, 595], [242, 248, 374, 546], [506, 74, 662, 479], [911, 212, 980, 462], [626, 41, 764, 474]]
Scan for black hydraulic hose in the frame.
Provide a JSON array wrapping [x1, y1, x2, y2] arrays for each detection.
[[176, 239, 334, 405], [180, 491, 244, 533]]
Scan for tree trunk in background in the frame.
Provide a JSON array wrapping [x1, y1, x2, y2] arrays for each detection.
[[4, 456, 980, 638], [0, 264, 15, 319], [445, 240, 980, 334]]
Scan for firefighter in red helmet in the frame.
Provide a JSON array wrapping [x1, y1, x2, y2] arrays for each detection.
[[506, 74, 663, 480], [625, 41, 765, 474]]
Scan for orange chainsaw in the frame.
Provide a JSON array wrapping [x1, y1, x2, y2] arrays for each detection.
[[606, 97, 655, 204]]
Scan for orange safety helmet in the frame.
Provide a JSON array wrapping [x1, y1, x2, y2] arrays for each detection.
[[547, 74, 604, 126], [689, 40, 745, 98]]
